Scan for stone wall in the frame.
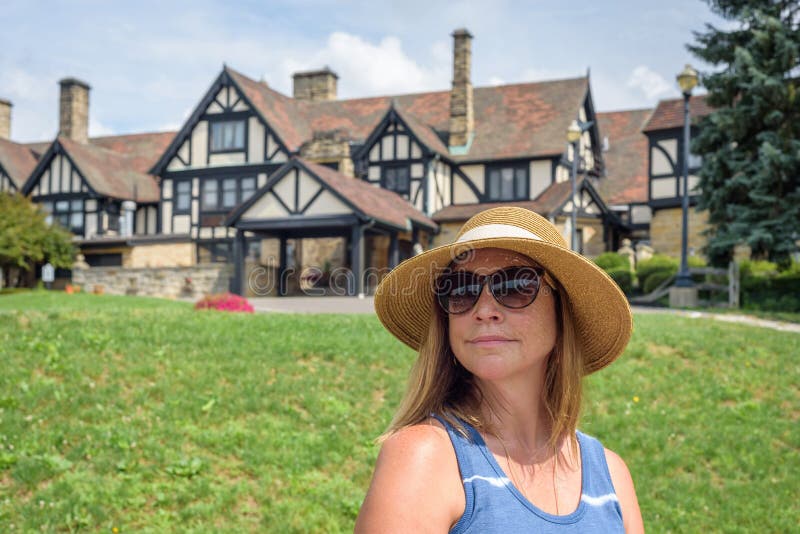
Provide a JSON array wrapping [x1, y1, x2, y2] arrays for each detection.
[[72, 264, 232, 298], [299, 129, 354, 177], [650, 207, 710, 259], [126, 242, 194, 268]]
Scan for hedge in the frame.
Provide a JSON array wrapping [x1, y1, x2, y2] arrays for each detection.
[[606, 268, 634, 295]]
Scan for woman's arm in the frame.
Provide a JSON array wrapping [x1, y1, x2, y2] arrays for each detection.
[[605, 448, 645, 534], [355, 422, 464, 533]]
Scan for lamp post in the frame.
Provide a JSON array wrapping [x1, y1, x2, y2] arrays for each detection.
[[566, 120, 582, 252], [675, 64, 698, 287]]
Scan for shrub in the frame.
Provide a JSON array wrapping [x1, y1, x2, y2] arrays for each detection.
[[194, 292, 254, 313], [643, 270, 675, 294], [741, 270, 800, 312], [606, 268, 633, 295], [594, 252, 630, 272], [636, 255, 677, 294], [739, 259, 779, 278]]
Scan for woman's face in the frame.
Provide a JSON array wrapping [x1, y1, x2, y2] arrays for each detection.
[[447, 247, 558, 384]]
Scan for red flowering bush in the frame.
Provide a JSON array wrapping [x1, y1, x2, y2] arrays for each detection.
[[194, 292, 254, 313]]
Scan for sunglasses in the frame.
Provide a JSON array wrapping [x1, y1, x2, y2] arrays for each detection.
[[435, 266, 546, 315]]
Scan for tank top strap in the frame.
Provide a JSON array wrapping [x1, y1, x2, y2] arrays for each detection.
[[575, 431, 619, 508]]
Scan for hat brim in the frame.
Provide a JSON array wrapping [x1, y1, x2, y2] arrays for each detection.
[[374, 236, 632, 374]]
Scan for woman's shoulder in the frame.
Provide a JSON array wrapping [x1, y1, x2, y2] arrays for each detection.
[[354, 419, 464, 532], [379, 418, 454, 469]]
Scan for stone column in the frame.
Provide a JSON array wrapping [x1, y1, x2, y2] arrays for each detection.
[[448, 29, 474, 148], [59, 78, 91, 144], [231, 230, 246, 295], [278, 235, 288, 296], [0, 99, 11, 140]]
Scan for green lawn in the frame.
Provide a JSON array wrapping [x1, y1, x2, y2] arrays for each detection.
[[0, 291, 797, 532]]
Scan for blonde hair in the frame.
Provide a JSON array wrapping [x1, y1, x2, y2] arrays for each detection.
[[381, 277, 584, 454]]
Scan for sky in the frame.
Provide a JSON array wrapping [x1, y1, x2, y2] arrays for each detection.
[[0, 0, 729, 143]]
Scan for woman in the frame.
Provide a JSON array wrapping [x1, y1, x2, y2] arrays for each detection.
[[355, 207, 644, 533]]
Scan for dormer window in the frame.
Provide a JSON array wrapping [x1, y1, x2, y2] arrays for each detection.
[[486, 163, 528, 201], [382, 165, 410, 195], [210, 120, 245, 152]]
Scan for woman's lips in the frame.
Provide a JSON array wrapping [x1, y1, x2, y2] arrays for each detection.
[[469, 335, 513, 347]]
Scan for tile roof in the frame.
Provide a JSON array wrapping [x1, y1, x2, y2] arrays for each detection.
[[226, 67, 311, 152], [642, 94, 713, 132], [299, 158, 437, 231], [228, 66, 588, 162], [595, 109, 652, 205], [57, 136, 161, 202], [432, 179, 578, 223], [0, 137, 38, 188], [89, 131, 176, 174]]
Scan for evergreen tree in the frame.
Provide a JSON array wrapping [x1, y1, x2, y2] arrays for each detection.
[[0, 193, 75, 287], [688, 0, 800, 265]]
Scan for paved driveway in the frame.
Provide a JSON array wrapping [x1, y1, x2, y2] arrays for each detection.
[[249, 296, 376, 314], [246, 296, 800, 334]]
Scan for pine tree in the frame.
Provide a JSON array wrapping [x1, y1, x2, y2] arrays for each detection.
[[688, 0, 800, 265]]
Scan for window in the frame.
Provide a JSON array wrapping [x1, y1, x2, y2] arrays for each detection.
[[50, 198, 84, 234], [210, 120, 245, 152], [202, 180, 218, 210], [241, 177, 256, 202], [383, 165, 410, 195], [487, 164, 528, 201], [222, 178, 238, 208], [175, 181, 191, 212], [197, 241, 232, 264], [201, 176, 257, 211]]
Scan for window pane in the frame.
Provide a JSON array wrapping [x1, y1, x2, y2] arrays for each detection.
[[489, 170, 500, 199], [241, 177, 256, 201], [56, 200, 69, 212], [385, 168, 396, 190], [56, 214, 69, 228], [41, 202, 53, 213], [176, 181, 191, 211], [203, 180, 218, 208], [397, 167, 409, 192], [223, 178, 237, 208], [515, 168, 527, 199], [71, 199, 83, 211], [501, 168, 514, 200], [234, 122, 245, 148], [70, 212, 83, 229]]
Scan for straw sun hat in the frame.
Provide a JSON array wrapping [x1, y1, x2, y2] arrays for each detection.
[[374, 206, 632, 374]]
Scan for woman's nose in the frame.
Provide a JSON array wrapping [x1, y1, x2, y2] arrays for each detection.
[[472, 283, 502, 321]]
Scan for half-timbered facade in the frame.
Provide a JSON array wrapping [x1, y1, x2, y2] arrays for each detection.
[[2, 27, 682, 295], [642, 95, 713, 257]]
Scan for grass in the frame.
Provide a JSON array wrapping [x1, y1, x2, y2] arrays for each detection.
[[0, 291, 798, 532]]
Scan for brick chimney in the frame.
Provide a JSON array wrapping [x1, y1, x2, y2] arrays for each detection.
[[59, 78, 91, 143], [0, 99, 11, 140], [449, 29, 474, 149], [292, 68, 338, 102]]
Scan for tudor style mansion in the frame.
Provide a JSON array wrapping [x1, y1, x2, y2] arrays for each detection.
[[0, 29, 712, 297]]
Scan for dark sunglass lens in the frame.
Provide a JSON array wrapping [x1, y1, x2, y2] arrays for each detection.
[[491, 268, 540, 308], [448, 280, 482, 313]]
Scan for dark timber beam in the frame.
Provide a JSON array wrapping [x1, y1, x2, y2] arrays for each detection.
[[350, 224, 365, 296], [278, 235, 288, 297], [389, 232, 400, 269], [232, 230, 246, 295]]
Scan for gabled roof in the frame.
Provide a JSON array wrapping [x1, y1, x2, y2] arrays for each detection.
[[226, 157, 436, 232], [642, 94, 713, 132], [26, 136, 161, 202], [0, 137, 38, 188], [225, 66, 311, 152], [301, 158, 436, 231], [595, 109, 652, 205], [89, 131, 176, 174], [225, 67, 589, 162]]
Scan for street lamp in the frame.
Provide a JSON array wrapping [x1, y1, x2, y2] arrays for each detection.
[[675, 64, 698, 287], [566, 120, 582, 252]]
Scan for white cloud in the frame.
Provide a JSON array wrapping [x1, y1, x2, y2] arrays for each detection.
[[89, 118, 115, 137], [488, 76, 505, 86], [281, 31, 450, 98], [626, 65, 672, 101]]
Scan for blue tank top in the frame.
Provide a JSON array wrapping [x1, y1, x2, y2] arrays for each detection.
[[436, 416, 624, 533]]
